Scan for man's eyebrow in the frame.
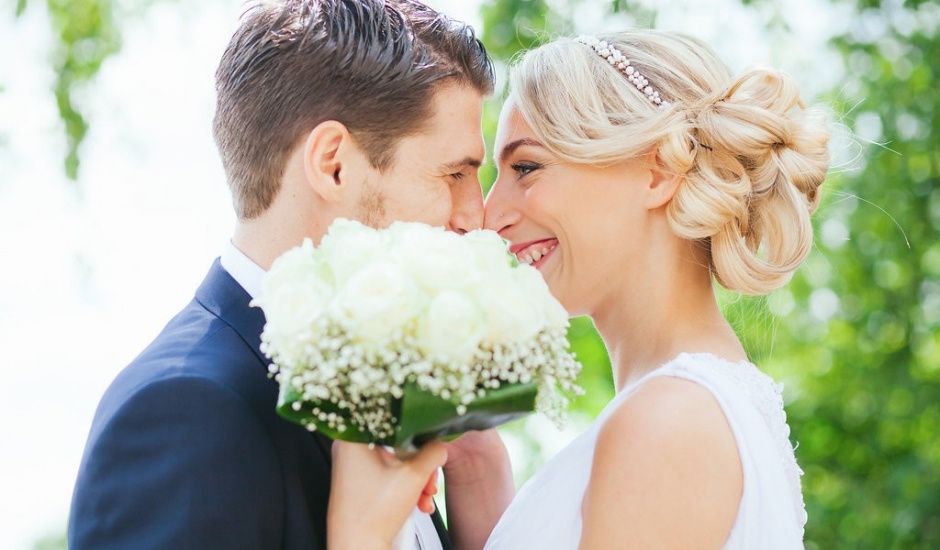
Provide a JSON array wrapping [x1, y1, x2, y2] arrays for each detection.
[[440, 157, 483, 172], [498, 138, 545, 163]]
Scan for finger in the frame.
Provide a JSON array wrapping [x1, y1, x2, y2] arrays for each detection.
[[418, 493, 436, 514], [376, 445, 401, 467], [422, 469, 438, 496], [408, 441, 448, 481], [418, 497, 434, 514]]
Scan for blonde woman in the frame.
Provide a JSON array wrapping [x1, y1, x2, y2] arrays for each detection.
[[328, 29, 829, 550]]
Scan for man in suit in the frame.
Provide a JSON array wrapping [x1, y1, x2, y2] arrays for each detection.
[[68, 1, 515, 548]]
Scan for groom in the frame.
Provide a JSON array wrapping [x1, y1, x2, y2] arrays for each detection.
[[68, 1, 514, 549]]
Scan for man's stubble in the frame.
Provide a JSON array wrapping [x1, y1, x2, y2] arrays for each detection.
[[357, 178, 387, 229]]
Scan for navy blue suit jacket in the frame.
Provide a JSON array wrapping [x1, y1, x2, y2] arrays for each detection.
[[69, 260, 451, 549]]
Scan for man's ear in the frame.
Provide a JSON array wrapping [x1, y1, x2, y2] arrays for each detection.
[[643, 150, 683, 210], [302, 120, 357, 203]]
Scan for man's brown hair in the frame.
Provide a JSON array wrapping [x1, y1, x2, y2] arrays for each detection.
[[213, 0, 494, 220]]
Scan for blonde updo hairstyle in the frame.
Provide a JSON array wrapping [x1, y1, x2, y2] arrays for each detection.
[[510, 30, 830, 295]]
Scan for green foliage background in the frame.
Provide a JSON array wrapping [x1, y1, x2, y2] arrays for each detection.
[[14, 0, 938, 547]]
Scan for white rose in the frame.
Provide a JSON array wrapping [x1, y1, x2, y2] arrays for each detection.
[[474, 272, 545, 345], [512, 264, 570, 329], [387, 222, 480, 293], [278, 238, 336, 284], [252, 239, 334, 367], [386, 220, 440, 238], [417, 290, 485, 364], [331, 259, 422, 344], [317, 218, 387, 283], [321, 217, 373, 241], [464, 229, 513, 273]]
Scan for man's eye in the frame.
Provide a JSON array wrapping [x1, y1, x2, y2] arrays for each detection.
[[511, 162, 542, 177], [449, 172, 466, 181]]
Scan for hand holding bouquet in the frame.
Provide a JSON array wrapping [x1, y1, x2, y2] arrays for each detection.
[[252, 219, 582, 451]]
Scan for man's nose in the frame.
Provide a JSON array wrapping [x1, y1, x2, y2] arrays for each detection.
[[449, 181, 484, 234]]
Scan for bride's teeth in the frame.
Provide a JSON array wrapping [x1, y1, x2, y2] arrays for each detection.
[[516, 241, 557, 266]]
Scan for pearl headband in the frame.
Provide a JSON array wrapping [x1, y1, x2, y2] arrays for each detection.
[[576, 36, 671, 109]]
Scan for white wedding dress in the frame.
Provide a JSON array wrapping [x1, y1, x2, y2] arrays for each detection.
[[484, 352, 807, 549]]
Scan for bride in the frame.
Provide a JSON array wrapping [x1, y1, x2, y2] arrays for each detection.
[[327, 29, 829, 549]]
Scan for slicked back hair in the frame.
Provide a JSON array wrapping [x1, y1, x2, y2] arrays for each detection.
[[213, 0, 494, 220]]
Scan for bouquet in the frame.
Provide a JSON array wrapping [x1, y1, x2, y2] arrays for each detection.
[[252, 219, 583, 450]]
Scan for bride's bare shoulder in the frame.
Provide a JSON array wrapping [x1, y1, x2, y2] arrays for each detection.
[[579, 377, 742, 549], [602, 375, 739, 447]]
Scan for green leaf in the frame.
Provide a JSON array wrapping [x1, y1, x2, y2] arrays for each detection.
[[276, 378, 538, 450], [393, 380, 538, 450]]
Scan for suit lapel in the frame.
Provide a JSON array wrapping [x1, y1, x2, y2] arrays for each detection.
[[194, 259, 334, 459], [430, 504, 453, 550], [194, 259, 267, 365]]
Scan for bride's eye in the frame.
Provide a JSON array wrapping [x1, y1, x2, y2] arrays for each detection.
[[511, 161, 542, 178]]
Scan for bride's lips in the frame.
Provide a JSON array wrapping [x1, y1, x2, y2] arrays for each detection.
[[510, 238, 559, 270]]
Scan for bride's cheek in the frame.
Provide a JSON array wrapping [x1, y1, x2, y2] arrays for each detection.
[[533, 187, 573, 234], [523, 179, 554, 215]]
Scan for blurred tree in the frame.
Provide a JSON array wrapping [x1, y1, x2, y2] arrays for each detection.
[[14, 0, 122, 179], [766, 3, 940, 546], [479, 0, 561, 59], [30, 532, 66, 550], [0, 83, 7, 150]]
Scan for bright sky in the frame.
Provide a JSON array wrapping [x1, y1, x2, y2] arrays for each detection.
[[0, 0, 852, 547]]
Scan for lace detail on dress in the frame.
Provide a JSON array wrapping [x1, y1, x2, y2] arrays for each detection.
[[666, 353, 808, 537]]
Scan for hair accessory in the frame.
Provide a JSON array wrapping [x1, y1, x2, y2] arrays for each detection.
[[576, 36, 670, 109]]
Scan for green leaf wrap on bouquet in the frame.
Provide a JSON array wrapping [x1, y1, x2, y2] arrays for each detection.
[[276, 379, 538, 450]]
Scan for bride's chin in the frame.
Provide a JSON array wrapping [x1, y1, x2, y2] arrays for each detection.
[[536, 250, 562, 288], [538, 255, 570, 308]]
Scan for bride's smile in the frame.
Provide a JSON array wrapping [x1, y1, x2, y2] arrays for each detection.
[[510, 237, 558, 269]]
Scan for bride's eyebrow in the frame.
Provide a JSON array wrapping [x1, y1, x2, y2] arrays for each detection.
[[498, 138, 545, 164]]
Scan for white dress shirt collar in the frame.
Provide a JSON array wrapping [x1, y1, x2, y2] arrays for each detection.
[[220, 240, 265, 299]]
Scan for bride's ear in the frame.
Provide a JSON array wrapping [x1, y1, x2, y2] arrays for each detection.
[[302, 120, 358, 203], [643, 150, 682, 210]]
